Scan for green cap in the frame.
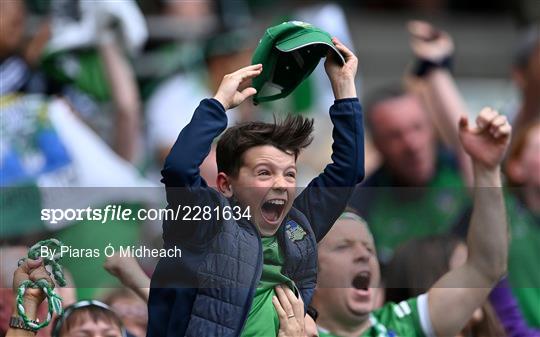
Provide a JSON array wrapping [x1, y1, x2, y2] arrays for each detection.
[[252, 21, 345, 104]]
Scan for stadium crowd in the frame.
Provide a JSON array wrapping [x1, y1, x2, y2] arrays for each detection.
[[1, 0, 538, 336]]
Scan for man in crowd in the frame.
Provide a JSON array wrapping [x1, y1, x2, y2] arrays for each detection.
[[406, 20, 539, 328], [347, 86, 469, 263], [313, 107, 511, 337]]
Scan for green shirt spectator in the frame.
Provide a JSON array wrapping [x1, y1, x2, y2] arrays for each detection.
[[318, 295, 431, 337], [348, 149, 469, 263], [506, 193, 540, 327]]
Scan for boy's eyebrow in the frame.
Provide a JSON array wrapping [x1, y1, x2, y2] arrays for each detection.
[[252, 161, 296, 169], [285, 164, 297, 171], [253, 163, 271, 169]]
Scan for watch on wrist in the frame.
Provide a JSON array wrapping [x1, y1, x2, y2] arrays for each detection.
[[9, 316, 37, 333]]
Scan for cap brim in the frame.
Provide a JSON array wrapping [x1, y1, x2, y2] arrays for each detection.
[[275, 31, 345, 65]]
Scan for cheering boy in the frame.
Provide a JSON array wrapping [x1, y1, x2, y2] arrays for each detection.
[[148, 38, 364, 337]]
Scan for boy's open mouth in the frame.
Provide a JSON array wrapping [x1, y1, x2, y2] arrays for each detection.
[[261, 199, 287, 223], [352, 271, 371, 291]]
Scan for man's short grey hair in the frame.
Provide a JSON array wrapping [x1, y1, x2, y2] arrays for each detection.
[[338, 211, 367, 224], [338, 211, 374, 241]]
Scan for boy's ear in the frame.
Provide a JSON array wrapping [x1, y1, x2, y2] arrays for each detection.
[[217, 172, 234, 197]]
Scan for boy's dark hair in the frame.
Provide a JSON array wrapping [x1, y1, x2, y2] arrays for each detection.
[[216, 115, 314, 177]]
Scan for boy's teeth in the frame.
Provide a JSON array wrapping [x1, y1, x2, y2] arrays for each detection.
[[268, 200, 285, 205]]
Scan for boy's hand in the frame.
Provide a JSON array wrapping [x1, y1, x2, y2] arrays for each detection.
[[458, 108, 511, 171], [213, 64, 263, 110], [408, 20, 454, 62], [325, 37, 358, 99]]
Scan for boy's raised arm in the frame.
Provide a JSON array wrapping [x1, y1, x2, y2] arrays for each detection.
[[294, 39, 365, 241], [161, 64, 263, 187]]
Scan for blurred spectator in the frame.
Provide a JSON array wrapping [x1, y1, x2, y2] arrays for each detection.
[[0, 93, 156, 297], [504, 121, 540, 328], [145, 27, 257, 185], [385, 235, 506, 337], [347, 83, 469, 263], [1, 0, 147, 163], [511, 24, 540, 137], [42, 0, 148, 163], [50, 300, 127, 337], [0, 1, 47, 95], [0, 1, 24, 59], [411, 22, 477, 182], [347, 20, 494, 264], [0, 0, 156, 301], [408, 20, 539, 328], [312, 103, 510, 337], [405, 20, 538, 181], [162, 0, 214, 20], [103, 288, 148, 337], [386, 234, 540, 337]]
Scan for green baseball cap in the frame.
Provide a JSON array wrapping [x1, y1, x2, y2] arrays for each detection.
[[252, 21, 345, 104]]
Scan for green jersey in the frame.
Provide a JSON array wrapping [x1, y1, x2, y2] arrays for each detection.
[[240, 236, 294, 337], [506, 193, 540, 327], [348, 151, 469, 263], [318, 294, 434, 337]]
